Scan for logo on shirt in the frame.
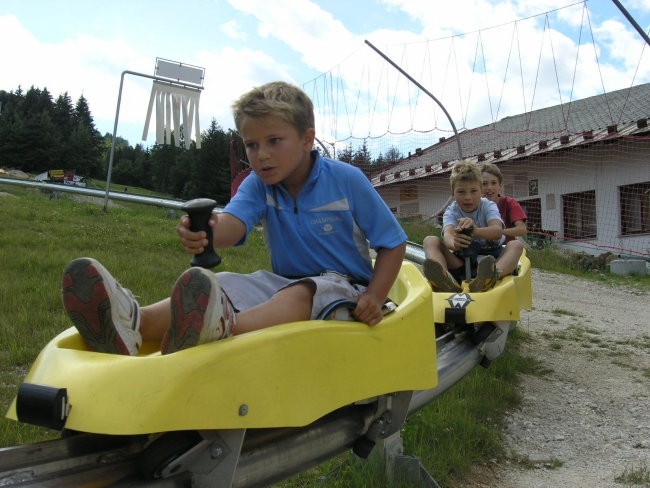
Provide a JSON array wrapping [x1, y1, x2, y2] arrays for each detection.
[[311, 216, 341, 235]]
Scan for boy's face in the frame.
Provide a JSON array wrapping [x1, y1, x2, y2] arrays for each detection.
[[452, 180, 482, 212], [240, 115, 315, 189], [482, 172, 502, 203]]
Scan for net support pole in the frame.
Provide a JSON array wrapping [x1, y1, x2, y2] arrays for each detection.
[[364, 39, 462, 219], [364, 39, 463, 161], [611, 0, 650, 47]]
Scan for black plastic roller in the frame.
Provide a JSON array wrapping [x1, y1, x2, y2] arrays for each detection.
[[16, 383, 69, 430]]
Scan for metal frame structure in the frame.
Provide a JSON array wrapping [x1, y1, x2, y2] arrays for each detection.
[[103, 58, 205, 211]]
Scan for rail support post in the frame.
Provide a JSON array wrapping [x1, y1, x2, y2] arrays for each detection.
[[373, 431, 441, 488]]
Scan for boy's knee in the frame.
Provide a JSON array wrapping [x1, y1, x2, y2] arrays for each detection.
[[507, 240, 524, 253], [423, 235, 442, 248]]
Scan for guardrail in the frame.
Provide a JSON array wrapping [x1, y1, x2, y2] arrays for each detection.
[[1, 177, 428, 266], [0, 177, 188, 210]]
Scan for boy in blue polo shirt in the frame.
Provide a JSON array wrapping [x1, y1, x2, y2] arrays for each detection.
[[62, 81, 407, 356]]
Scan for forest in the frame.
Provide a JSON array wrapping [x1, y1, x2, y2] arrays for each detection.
[[0, 85, 401, 204]]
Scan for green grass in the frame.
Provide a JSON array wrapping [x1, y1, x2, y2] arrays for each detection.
[[615, 464, 650, 485], [525, 244, 650, 290], [401, 330, 543, 486], [399, 216, 439, 244], [0, 186, 270, 446], [0, 186, 645, 486]]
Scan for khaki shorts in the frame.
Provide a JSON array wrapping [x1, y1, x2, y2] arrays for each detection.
[[217, 270, 367, 320]]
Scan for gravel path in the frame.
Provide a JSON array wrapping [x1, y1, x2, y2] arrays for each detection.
[[463, 268, 650, 487]]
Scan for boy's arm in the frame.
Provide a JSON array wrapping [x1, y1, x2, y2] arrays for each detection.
[[211, 213, 248, 248], [473, 218, 503, 240], [442, 224, 462, 250], [353, 242, 406, 326], [504, 219, 527, 238]]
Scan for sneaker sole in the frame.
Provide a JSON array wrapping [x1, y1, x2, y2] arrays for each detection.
[[62, 258, 133, 355], [423, 260, 461, 292], [469, 256, 497, 292], [163, 268, 222, 355]]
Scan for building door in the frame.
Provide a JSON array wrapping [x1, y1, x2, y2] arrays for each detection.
[[519, 198, 541, 234], [519, 198, 547, 248]]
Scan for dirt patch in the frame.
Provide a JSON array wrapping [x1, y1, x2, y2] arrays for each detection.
[[3, 170, 30, 179], [71, 194, 120, 207], [462, 268, 650, 487]]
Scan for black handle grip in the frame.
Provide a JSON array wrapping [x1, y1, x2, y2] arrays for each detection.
[[182, 198, 221, 269], [459, 226, 474, 257]]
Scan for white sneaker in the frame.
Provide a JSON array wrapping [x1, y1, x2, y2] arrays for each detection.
[[162, 267, 236, 355], [62, 258, 142, 355]]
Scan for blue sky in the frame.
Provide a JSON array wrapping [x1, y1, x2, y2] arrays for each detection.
[[2, 0, 650, 154]]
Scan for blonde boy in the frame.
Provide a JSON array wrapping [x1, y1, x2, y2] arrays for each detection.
[[63, 81, 407, 356], [422, 161, 519, 292]]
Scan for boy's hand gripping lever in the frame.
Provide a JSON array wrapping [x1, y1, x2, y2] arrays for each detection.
[[182, 198, 222, 269], [459, 226, 474, 282]]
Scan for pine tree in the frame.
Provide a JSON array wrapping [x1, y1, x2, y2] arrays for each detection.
[[70, 95, 103, 177]]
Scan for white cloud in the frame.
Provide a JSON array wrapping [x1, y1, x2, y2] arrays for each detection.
[[220, 20, 247, 41], [0, 14, 150, 134], [226, 0, 360, 72], [194, 46, 294, 132], [3, 0, 650, 148]]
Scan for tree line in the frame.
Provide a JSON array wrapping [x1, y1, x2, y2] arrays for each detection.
[[0, 85, 403, 205]]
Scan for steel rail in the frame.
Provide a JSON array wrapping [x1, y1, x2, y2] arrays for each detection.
[[1, 178, 428, 266], [0, 331, 480, 487], [0, 177, 187, 209]]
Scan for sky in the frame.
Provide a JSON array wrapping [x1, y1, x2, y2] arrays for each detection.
[[2, 0, 650, 156]]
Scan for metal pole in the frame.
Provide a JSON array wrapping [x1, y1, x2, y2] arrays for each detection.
[[611, 0, 650, 47], [103, 71, 126, 212], [364, 40, 461, 219], [102, 70, 203, 212], [364, 39, 463, 161]]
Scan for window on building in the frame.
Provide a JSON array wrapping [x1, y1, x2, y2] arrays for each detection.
[[563, 190, 596, 239], [399, 185, 418, 201], [620, 182, 650, 235]]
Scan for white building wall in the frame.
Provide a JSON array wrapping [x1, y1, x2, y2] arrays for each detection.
[[377, 178, 450, 221], [507, 144, 650, 256], [375, 143, 650, 257]]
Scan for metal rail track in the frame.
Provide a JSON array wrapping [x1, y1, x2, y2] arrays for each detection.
[[0, 330, 482, 487]]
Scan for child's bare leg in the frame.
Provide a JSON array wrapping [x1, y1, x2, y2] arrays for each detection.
[[496, 240, 524, 277], [140, 298, 172, 341], [423, 235, 463, 269], [423, 235, 450, 269], [422, 235, 464, 291], [233, 282, 315, 335]]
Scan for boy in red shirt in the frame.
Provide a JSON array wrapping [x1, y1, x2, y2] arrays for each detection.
[[481, 163, 527, 268]]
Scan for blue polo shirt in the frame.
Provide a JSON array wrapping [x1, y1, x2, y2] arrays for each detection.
[[223, 151, 407, 283]]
